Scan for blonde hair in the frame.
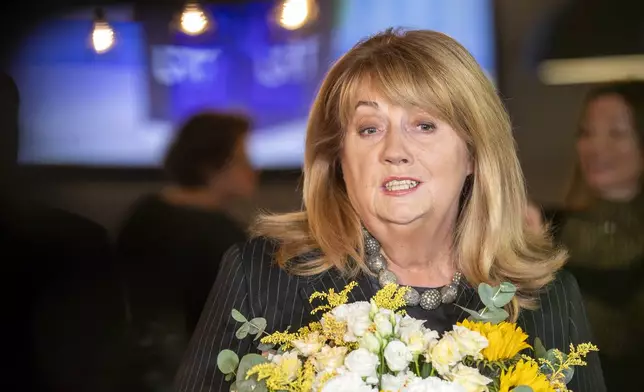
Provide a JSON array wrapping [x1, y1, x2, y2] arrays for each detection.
[[253, 29, 566, 320], [565, 81, 644, 210]]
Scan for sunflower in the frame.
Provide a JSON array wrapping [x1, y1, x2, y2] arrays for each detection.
[[457, 319, 531, 361], [498, 360, 556, 392]]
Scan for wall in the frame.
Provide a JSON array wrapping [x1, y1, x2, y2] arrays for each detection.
[[496, 0, 589, 205], [25, 0, 588, 233]]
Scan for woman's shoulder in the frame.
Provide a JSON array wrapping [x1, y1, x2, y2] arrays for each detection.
[[537, 269, 583, 307], [223, 236, 321, 281], [520, 270, 582, 325], [223, 236, 279, 271]]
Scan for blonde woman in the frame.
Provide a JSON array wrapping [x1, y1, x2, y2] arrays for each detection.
[[175, 29, 604, 392]]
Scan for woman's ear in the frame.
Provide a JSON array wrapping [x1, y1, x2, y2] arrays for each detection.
[[466, 155, 474, 176]]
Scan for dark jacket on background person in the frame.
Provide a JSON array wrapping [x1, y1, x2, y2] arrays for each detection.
[[116, 194, 247, 392]]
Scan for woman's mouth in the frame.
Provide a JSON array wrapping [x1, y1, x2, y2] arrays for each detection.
[[382, 177, 421, 195]]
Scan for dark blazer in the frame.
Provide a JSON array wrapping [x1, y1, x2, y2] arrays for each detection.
[[174, 237, 606, 392]]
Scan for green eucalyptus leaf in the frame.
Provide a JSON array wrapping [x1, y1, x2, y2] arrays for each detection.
[[544, 349, 566, 366], [478, 283, 498, 310], [257, 342, 275, 351], [492, 291, 515, 308], [477, 307, 509, 324], [533, 337, 547, 359], [231, 309, 248, 323], [236, 378, 267, 392], [499, 282, 517, 293], [511, 386, 533, 392], [237, 354, 269, 377], [236, 323, 250, 339], [217, 350, 240, 374], [455, 305, 484, 320], [225, 373, 234, 382], [248, 317, 267, 336], [561, 366, 575, 384]]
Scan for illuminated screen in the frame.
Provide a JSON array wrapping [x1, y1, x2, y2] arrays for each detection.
[[11, 0, 495, 169]]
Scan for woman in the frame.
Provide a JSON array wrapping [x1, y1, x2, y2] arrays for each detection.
[[547, 82, 644, 391], [175, 29, 604, 392], [117, 112, 257, 391]]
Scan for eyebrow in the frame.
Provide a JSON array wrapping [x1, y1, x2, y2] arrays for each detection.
[[355, 100, 379, 110]]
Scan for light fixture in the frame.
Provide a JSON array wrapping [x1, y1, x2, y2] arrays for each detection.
[[538, 55, 644, 85], [276, 0, 317, 31], [179, 1, 210, 36], [91, 8, 115, 54], [533, 0, 644, 85]]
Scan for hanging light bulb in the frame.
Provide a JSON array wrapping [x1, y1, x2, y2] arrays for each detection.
[[91, 8, 115, 54], [277, 0, 317, 31], [180, 1, 210, 36]]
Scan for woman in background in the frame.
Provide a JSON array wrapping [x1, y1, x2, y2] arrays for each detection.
[[117, 112, 257, 391], [547, 81, 644, 390]]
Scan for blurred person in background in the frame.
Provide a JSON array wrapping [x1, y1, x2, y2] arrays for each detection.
[[0, 72, 121, 391], [546, 81, 644, 390], [116, 112, 257, 391]]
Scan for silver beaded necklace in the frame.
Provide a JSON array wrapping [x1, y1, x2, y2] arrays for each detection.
[[363, 228, 462, 310]]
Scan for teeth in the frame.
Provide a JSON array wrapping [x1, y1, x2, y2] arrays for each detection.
[[384, 179, 419, 191]]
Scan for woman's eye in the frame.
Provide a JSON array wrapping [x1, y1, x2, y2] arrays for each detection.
[[359, 127, 378, 136], [417, 122, 436, 132]]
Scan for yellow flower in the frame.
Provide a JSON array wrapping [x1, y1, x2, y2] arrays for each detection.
[[457, 319, 531, 361], [247, 352, 302, 391], [309, 281, 358, 314], [499, 360, 556, 392], [372, 283, 409, 311]]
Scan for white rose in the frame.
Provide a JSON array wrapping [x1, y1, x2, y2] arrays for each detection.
[[398, 317, 440, 353], [331, 302, 372, 342], [396, 316, 426, 336], [313, 345, 348, 373], [397, 317, 440, 356], [449, 326, 488, 360], [381, 370, 419, 391], [374, 309, 394, 338], [344, 348, 380, 383], [270, 351, 301, 381], [292, 331, 324, 356], [359, 332, 382, 354], [320, 372, 378, 392], [428, 334, 464, 375], [447, 364, 492, 392], [384, 340, 413, 372], [403, 376, 466, 392]]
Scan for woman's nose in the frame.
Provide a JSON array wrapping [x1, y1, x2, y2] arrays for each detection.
[[381, 129, 412, 165]]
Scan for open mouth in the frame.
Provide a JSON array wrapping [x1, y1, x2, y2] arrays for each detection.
[[383, 179, 420, 192]]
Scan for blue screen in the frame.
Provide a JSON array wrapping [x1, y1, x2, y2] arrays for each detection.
[[12, 1, 495, 169]]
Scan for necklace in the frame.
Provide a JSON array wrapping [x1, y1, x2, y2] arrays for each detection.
[[363, 228, 462, 310]]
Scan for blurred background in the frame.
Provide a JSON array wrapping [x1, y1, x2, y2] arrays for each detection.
[[7, 0, 643, 229], [1, 0, 642, 390]]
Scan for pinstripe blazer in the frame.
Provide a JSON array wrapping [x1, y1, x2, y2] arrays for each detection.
[[175, 237, 606, 392]]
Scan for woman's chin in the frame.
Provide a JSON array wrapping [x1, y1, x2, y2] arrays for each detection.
[[378, 210, 428, 226]]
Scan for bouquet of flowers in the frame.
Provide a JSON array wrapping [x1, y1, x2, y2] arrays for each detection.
[[216, 281, 597, 392]]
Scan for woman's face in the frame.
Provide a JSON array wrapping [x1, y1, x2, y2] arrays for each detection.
[[341, 90, 472, 228], [577, 94, 642, 198], [210, 135, 257, 200]]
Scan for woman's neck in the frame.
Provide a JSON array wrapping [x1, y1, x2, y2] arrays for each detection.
[[161, 185, 223, 210], [368, 220, 457, 288], [597, 184, 640, 204]]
